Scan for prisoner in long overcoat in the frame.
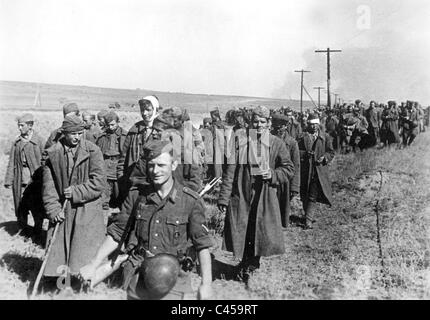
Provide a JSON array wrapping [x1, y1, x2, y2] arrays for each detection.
[[5, 131, 45, 226], [42, 138, 107, 276], [380, 105, 401, 145], [218, 132, 294, 259], [297, 132, 334, 206], [278, 131, 300, 228]]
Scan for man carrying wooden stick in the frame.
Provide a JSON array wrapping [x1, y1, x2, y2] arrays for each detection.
[[41, 114, 107, 290]]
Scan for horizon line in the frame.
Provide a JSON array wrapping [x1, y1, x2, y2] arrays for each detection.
[[0, 78, 312, 103]]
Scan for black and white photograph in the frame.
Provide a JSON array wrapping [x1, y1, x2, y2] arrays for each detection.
[[0, 0, 429, 303]]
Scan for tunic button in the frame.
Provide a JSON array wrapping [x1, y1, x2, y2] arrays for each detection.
[[156, 220, 160, 223], [176, 220, 179, 224], [153, 246, 157, 250], [154, 233, 158, 237]]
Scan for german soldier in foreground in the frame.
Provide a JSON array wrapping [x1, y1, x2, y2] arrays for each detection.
[[297, 113, 334, 229], [42, 114, 107, 281], [4, 113, 45, 235], [79, 140, 213, 300]]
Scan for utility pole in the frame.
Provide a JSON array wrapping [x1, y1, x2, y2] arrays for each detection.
[[294, 69, 311, 114], [333, 93, 339, 106], [313, 86, 324, 109], [315, 48, 342, 108]]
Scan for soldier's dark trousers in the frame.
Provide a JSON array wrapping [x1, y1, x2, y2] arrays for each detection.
[[402, 131, 416, 147], [107, 179, 121, 208]]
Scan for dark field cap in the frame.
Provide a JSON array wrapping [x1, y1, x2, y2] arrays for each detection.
[[253, 105, 271, 119], [63, 102, 79, 116], [152, 115, 174, 131], [143, 139, 174, 161], [104, 111, 119, 123], [17, 113, 34, 123], [97, 109, 109, 119], [81, 111, 92, 118], [271, 113, 288, 124], [61, 114, 85, 133]]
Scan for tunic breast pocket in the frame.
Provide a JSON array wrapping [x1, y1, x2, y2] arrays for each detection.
[[135, 214, 150, 244], [166, 216, 188, 247]]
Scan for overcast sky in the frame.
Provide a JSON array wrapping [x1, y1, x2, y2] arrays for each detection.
[[1, 0, 429, 103]]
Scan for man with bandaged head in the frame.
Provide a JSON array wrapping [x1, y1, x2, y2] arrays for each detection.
[[96, 111, 128, 209], [41, 114, 107, 285], [297, 113, 334, 229]]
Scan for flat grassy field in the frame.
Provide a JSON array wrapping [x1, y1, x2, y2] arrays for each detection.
[[0, 82, 428, 299]]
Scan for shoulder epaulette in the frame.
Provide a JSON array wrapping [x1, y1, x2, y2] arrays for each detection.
[[183, 186, 199, 199]]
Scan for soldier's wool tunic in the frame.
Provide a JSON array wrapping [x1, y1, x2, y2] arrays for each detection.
[[108, 181, 212, 299]]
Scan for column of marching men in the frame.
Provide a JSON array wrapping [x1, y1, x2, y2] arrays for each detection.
[[4, 96, 429, 299]]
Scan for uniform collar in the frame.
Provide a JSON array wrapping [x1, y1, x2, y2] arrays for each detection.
[[147, 179, 180, 204], [16, 130, 36, 144]]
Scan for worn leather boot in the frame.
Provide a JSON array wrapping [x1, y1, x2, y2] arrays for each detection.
[[304, 201, 316, 230]]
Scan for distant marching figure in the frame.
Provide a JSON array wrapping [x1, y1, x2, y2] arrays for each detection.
[[82, 111, 102, 144], [4, 113, 45, 241], [96, 111, 128, 209], [297, 113, 335, 230]]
